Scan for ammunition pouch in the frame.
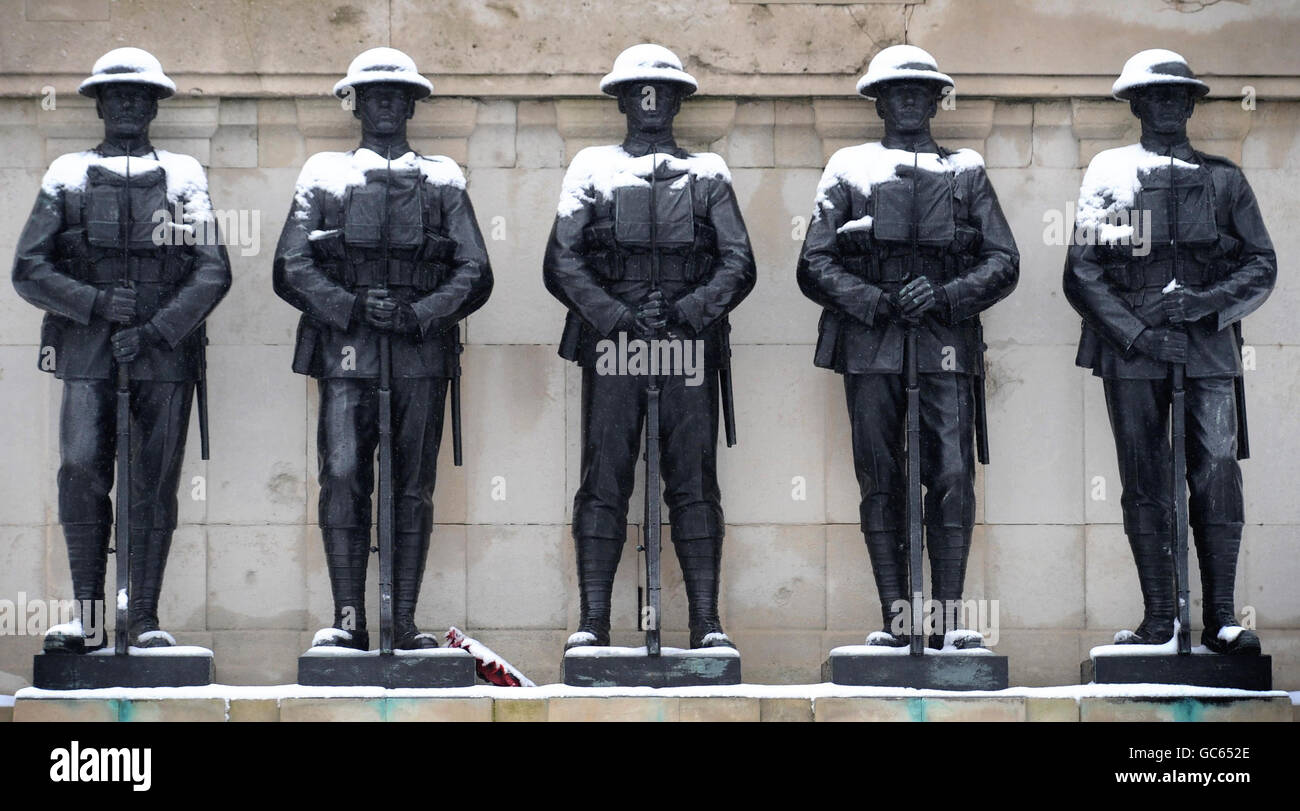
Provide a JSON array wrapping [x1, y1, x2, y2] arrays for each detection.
[[1104, 257, 1217, 294], [582, 217, 716, 284]]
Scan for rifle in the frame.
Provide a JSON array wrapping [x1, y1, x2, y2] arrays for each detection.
[[114, 152, 134, 656], [642, 146, 663, 656], [904, 149, 925, 656], [197, 323, 210, 461], [376, 148, 396, 655], [451, 323, 463, 466], [1166, 151, 1192, 655]]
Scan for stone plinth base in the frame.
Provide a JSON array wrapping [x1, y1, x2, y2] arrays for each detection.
[[561, 646, 742, 687], [822, 646, 1009, 690], [297, 647, 476, 688], [32, 648, 214, 690], [1083, 654, 1273, 690]]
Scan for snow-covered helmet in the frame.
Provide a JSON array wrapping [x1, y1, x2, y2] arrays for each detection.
[[599, 44, 698, 97], [857, 44, 954, 100], [1112, 49, 1209, 101], [78, 47, 176, 99], [333, 47, 433, 100]]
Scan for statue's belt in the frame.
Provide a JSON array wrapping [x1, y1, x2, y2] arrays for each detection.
[[327, 257, 444, 292], [70, 253, 188, 285], [841, 252, 955, 285], [1106, 257, 1216, 291]]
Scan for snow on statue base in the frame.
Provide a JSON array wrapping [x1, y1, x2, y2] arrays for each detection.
[[297, 646, 476, 688], [822, 646, 1009, 690], [33, 647, 215, 690], [562, 646, 742, 688], [1083, 640, 1272, 690]]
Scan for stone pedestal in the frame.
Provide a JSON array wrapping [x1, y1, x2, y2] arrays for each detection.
[[1083, 653, 1273, 690], [32, 647, 215, 689], [561, 646, 742, 687], [297, 647, 476, 688], [822, 645, 1009, 690]]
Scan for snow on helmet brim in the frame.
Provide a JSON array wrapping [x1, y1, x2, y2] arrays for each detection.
[[599, 44, 699, 96], [857, 69, 954, 100], [1112, 49, 1209, 100], [600, 66, 698, 96], [77, 47, 177, 99], [856, 45, 954, 100], [333, 48, 434, 100], [333, 72, 433, 99]]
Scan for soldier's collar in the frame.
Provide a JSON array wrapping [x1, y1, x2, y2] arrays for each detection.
[[622, 134, 686, 158], [95, 140, 156, 158], [1140, 135, 1196, 162]]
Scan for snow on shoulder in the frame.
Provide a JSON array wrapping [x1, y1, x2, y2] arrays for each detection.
[[814, 142, 984, 214], [293, 148, 465, 214], [41, 149, 210, 213], [1076, 143, 1199, 237], [557, 144, 731, 218]]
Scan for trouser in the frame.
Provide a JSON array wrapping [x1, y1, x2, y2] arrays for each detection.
[[316, 376, 448, 631], [57, 378, 193, 633], [845, 372, 977, 632], [1103, 375, 1245, 628], [572, 366, 725, 637]]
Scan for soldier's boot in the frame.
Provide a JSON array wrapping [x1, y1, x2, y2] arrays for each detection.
[[128, 529, 175, 648], [1115, 533, 1175, 645], [864, 530, 909, 647], [1197, 526, 1260, 655], [45, 524, 110, 654], [566, 535, 621, 649], [393, 531, 439, 650], [927, 528, 983, 650], [678, 536, 735, 649], [312, 528, 370, 651]]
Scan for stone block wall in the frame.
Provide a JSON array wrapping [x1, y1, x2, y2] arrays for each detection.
[[0, 0, 1296, 690]]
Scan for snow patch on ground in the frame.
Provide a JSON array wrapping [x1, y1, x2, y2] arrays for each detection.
[[557, 144, 730, 218], [300, 646, 470, 658], [85, 645, 212, 658], [832, 644, 994, 658], [814, 142, 984, 214], [564, 645, 740, 659]]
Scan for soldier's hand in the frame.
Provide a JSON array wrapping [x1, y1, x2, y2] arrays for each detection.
[[898, 277, 937, 319], [110, 323, 162, 364], [364, 289, 398, 330], [94, 287, 137, 324], [1162, 287, 1213, 325], [880, 292, 919, 325], [1133, 327, 1188, 364], [633, 290, 668, 338]]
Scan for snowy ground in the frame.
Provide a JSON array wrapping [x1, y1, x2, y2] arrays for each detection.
[[10, 682, 1288, 702]]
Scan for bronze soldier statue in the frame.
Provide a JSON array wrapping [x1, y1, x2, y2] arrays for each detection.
[[274, 48, 492, 652], [12, 48, 231, 652], [798, 46, 1019, 649], [545, 44, 756, 651], [1064, 49, 1275, 654]]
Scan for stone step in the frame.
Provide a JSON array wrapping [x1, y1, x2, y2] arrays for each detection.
[[6, 687, 1293, 722]]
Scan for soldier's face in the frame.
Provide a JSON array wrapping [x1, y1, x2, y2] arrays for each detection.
[[618, 81, 684, 134], [95, 85, 158, 141], [875, 81, 941, 131], [355, 84, 416, 135], [1131, 85, 1195, 133]]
